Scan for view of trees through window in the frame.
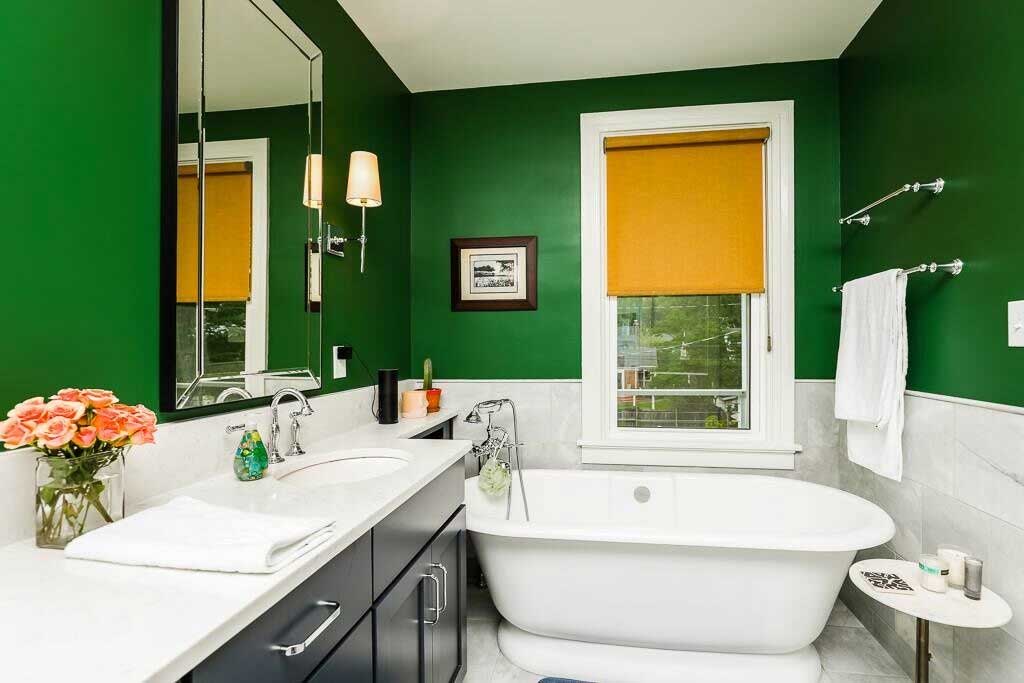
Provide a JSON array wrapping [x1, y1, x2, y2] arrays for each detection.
[[616, 295, 748, 430]]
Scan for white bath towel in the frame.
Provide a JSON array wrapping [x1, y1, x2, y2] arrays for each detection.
[[834, 269, 908, 481], [64, 496, 334, 573]]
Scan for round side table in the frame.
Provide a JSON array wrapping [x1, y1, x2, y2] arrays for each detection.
[[849, 559, 1012, 683]]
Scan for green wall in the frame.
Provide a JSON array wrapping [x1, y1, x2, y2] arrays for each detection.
[[840, 0, 1024, 406], [410, 61, 842, 380], [0, 0, 410, 419]]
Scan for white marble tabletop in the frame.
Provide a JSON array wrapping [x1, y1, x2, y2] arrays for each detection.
[[0, 409, 470, 683], [850, 559, 1012, 628]]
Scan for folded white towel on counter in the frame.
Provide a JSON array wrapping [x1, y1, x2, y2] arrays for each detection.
[[64, 496, 334, 573], [834, 269, 908, 482]]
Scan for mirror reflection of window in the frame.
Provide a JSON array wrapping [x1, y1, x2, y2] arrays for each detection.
[[172, 0, 323, 410]]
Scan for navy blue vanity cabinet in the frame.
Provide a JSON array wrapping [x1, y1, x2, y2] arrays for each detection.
[[305, 612, 373, 683], [374, 508, 467, 683], [190, 532, 372, 683], [187, 425, 466, 683]]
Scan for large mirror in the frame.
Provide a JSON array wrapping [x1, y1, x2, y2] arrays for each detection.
[[167, 0, 323, 411]]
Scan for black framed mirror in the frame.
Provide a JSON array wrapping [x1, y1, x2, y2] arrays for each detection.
[[161, 0, 323, 414]]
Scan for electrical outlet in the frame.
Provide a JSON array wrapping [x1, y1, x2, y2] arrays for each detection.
[[332, 345, 348, 379], [1009, 301, 1024, 348]]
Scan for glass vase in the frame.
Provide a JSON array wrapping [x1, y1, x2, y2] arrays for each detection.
[[35, 450, 125, 549]]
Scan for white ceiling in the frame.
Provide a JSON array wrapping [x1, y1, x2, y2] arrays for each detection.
[[337, 0, 881, 93]]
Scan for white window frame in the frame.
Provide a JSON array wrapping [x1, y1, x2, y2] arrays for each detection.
[[579, 101, 798, 469]]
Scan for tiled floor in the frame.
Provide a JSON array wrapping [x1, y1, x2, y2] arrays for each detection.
[[466, 586, 910, 683]]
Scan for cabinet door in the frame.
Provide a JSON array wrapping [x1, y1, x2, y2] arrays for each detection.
[[429, 508, 467, 683], [374, 546, 433, 683], [305, 612, 373, 683]]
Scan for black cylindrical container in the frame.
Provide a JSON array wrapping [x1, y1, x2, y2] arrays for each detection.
[[378, 369, 399, 424]]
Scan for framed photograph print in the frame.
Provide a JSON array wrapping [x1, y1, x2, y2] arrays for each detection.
[[450, 236, 538, 311]]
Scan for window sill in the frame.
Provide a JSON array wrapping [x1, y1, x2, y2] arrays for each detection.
[[578, 440, 801, 469]]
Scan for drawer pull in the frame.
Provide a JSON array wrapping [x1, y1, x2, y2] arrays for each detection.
[[272, 600, 341, 657], [424, 573, 442, 626], [431, 562, 449, 615]]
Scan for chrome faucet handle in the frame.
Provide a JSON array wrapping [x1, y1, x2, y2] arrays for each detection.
[[287, 412, 306, 457], [268, 419, 285, 464]]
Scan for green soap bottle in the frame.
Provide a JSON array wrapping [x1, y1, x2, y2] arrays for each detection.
[[234, 418, 269, 481]]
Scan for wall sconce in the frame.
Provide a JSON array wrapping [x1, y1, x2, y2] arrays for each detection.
[[306, 151, 382, 273], [345, 151, 382, 273]]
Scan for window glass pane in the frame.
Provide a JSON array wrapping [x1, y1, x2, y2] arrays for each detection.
[[616, 295, 748, 430], [175, 301, 247, 406]]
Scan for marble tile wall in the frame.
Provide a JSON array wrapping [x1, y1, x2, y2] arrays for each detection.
[[838, 393, 1024, 682], [0, 381, 413, 547], [438, 379, 842, 484]]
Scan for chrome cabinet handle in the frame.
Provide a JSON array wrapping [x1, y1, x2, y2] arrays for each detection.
[[431, 562, 449, 615], [272, 600, 341, 657], [424, 573, 442, 626]]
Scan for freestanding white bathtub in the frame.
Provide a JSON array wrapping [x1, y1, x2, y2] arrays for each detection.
[[467, 470, 894, 683]]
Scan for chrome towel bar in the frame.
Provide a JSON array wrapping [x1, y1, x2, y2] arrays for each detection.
[[832, 259, 963, 293], [839, 178, 944, 226]]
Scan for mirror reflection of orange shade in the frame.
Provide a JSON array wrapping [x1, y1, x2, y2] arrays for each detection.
[[176, 162, 253, 303]]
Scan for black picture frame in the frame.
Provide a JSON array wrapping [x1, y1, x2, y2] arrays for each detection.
[[450, 236, 538, 311]]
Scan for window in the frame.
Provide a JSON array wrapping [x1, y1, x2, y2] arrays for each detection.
[[616, 294, 748, 431], [580, 102, 797, 468]]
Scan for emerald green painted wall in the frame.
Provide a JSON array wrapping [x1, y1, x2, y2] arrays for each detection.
[[0, 0, 410, 418], [410, 61, 842, 380], [840, 0, 1024, 406]]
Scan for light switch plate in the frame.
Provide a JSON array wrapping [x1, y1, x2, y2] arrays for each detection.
[[1009, 301, 1024, 347]]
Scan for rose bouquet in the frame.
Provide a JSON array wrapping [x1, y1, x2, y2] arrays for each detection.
[[0, 388, 157, 548]]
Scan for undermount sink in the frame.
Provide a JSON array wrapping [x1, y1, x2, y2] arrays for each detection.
[[277, 448, 411, 486]]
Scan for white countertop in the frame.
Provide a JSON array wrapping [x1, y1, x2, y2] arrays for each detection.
[[850, 559, 1012, 629], [0, 410, 470, 683]]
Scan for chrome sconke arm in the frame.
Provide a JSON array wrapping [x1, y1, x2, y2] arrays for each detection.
[[323, 218, 368, 272]]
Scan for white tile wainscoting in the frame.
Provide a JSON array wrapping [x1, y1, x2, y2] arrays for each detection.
[[0, 381, 415, 547], [838, 391, 1024, 682], [439, 379, 843, 485]]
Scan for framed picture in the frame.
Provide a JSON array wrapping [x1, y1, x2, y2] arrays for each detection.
[[450, 236, 537, 311]]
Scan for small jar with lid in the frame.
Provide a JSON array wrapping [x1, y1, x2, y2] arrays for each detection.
[[918, 554, 950, 593]]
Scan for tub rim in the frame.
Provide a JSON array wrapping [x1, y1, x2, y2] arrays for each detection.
[[466, 470, 895, 553]]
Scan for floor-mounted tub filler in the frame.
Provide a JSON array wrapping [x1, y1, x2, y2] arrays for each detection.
[[466, 470, 894, 683]]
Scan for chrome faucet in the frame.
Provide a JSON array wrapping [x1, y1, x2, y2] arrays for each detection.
[[465, 398, 530, 521], [269, 388, 314, 464]]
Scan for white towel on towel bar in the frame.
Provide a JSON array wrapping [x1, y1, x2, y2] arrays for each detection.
[[64, 496, 334, 573], [834, 269, 908, 481]]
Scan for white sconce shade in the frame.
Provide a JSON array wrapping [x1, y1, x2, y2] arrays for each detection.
[[346, 151, 382, 207], [303, 153, 323, 209]]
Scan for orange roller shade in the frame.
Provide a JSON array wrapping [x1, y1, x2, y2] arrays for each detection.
[[605, 127, 767, 296], [177, 162, 253, 303]]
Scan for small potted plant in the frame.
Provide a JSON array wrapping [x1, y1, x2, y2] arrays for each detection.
[[0, 388, 158, 548], [422, 358, 442, 413]]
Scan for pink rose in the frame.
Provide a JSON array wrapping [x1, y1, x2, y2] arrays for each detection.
[[50, 388, 83, 403], [72, 425, 98, 449], [93, 407, 129, 444], [7, 397, 47, 427], [33, 417, 77, 450], [79, 389, 118, 409], [0, 418, 35, 449], [46, 400, 86, 421], [129, 424, 156, 445]]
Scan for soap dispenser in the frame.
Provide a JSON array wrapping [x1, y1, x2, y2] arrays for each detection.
[[233, 416, 269, 481]]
